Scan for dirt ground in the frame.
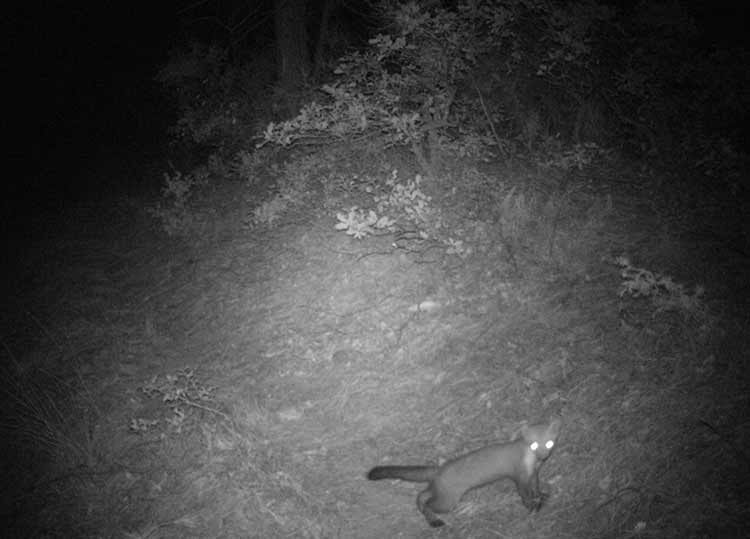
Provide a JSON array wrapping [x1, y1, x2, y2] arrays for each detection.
[[2, 152, 749, 538]]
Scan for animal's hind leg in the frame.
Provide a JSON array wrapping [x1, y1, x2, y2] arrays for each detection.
[[417, 488, 445, 528]]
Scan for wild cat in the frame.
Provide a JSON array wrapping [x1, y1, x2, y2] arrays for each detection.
[[367, 418, 561, 527]]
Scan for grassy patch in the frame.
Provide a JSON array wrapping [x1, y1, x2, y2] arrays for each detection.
[[4, 148, 748, 538]]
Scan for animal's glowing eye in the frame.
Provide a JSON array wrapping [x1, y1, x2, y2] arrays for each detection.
[[530, 442, 539, 451], [546, 440, 554, 449]]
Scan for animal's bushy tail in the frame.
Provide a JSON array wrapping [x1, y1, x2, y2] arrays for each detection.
[[367, 465, 437, 483]]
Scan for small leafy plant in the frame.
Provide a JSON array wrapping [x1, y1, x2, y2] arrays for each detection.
[[131, 368, 222, 434], [334, 170, 435, 240], [611, 256, 707, 319], [335, 207, 395, 239]]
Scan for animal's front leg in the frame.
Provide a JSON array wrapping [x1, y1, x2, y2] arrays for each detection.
[[519, 471, 547, 512]]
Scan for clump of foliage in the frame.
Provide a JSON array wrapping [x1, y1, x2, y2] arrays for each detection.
[[261, 0, 611, 175], [158, 1, 749, 187], [131, 368, 223, 435], [153, 0, 748, 246], [611, 256, 708, 323]]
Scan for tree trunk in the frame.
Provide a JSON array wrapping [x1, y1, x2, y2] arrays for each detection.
[[312, 0, 334, 81], [274, 0, 310, 93]]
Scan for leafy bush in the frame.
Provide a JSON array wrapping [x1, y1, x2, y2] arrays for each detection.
[[332, 166, 479, 257], [259, 0, 616, 176], [375, 171, 434, 231], [334, 169, 434, 237], [259, 3, 486, 173], [157, 0, 749, 195]]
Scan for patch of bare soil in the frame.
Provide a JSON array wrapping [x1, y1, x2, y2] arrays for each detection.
[[2, 157, 749, 538]]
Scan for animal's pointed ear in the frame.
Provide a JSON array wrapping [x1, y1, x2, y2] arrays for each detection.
[[520, 424, 530, 438], [548, 417, 562, 436]]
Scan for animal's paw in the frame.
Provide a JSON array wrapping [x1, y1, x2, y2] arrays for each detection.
[[523, 491, 548, 512]]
